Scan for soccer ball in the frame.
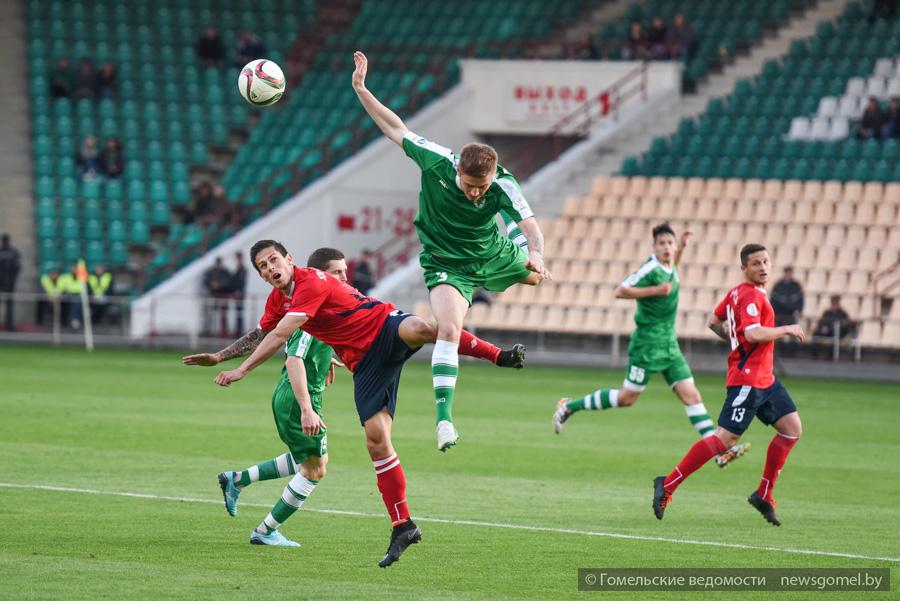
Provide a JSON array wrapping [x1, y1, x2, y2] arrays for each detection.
[[238, 59, 286, 107]]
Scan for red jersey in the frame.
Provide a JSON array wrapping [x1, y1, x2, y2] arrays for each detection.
[[713, 282, 775, 388], [258, 267, 395, 372]]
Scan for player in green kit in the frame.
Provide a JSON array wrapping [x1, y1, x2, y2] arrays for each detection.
[[185, 248, 348, 546], [353, 51, 552, 452], [551, 223, 750, 467]]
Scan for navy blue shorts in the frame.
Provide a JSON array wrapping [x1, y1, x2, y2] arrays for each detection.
[[717, 380, 798, 435], [353, 310, 421, 424]]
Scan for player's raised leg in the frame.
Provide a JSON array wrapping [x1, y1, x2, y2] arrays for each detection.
[[749, 406, 801, 527], [672, 377, 750, 467], [218, 452, 296, 517], [428, 284, 469, 451], [364, 409, 421, 567]]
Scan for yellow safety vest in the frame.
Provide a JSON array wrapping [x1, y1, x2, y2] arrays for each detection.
[[88, 272, 112, 297]]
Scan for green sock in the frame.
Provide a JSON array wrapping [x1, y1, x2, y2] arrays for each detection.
[[685, 403, 715, 438], [566, 389, 620, 412], [432, 340, 459, 424], [257, 474, 318, 534], [236, 452, 296, 487]]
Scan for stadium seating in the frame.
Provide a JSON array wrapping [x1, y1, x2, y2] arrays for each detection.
[[27, 0, 314, 275], [454, 176, 899, 348], [624, 1, 900, 179]]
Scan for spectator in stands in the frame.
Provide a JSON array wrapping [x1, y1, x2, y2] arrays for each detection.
[[813, 295, 855, 358], [196, 27, 225, 69], [88, 264, 113, 324], [858, 96, 885, 139], [647, 16, 669, 60], [621, 20, 649, 60], [50, 57, 73, 99], [0, 234, 21, 331], [230, 252, 248, 336], [37, 267, 63, 326], [771, 266, 804, 356], [76, 136, 103, 181], [666, 12, 694, 60], [72, 58, 96, 99], [869, 0, 899, 22], [94, 62, 117, 99], [352, 249, 376, 294], [203, 256, 232, 336], [99, 137, 124, 179], [59, 262, 85, 329], [882, 97, 900, 138], [571, 33, 600, 60], [184, 181, 214, 224], [234, 30, 266, 68]]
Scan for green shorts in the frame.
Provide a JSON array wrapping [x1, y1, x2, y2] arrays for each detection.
[[420, 243, 531, 305], [623, 338, 693, 392], [271, 379, 327, 465]]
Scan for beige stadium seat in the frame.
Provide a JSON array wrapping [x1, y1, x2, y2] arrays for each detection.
[[625, 219, 646, 241], [554, 282, 578, 305], [569, 218, 590, 238], [691, 241, 714, 264], [835, 247, 857, 270], [684, 312, 711, 338], [572, 283, 596, 308], [532, 282, 555, 305], [723, 178, 744, 200], [627, 176, 648, 197], [465, 302, 489, 328], [862, 182, 884, 203], [857, 320, 882, 346], [562, 307, 587, 332], [694, 287, 717, 311], [880, 321, 900, 347], [544, 306, 566, 332], [812, 201, 836, 224], [681, 265, 704, 288], [585, 261, 607, 284], [723, 222, 744, 243], [828, 269, 850, 292], [766, 222, 787, 243], [806, 268, 827, 293], [637, 196, 660, 218], [594, 237, 617, 261], [706, 221, 725, 241], [887, 227, 900, 247], [768, 179, 790, 201], [822, 181, 844, 202], [884, 182, 900, 204], [874, 202, 897, 225], [734, 198, 755, 221], [609, 175, 631, 197], [785, 223, 806, 244], [754, 197, 776, 221], [607, 217, 627, 239], [647, 176, 668, 199], [656, 196, 676, 219], [845, 225, 866, 247], [773, 199, 795, 223], [704, 265, 728, 288], [500, 304, 527, 329], [772, 243, 796, 267], [854, 202, 876, 224], [798, 180, 820, 203], [498, 285, 525, 304], [664, 177, 686, 198], [577, 238, 601, 261], [583, 307, 606, 333], [805, 225, 825, 246], [694, 198, 716, 220], [597, 195, 621, 218], [579, 195, 603, 217], [842, 181, 863, 203], [702, 178, 725, 200], [557, 238, 579, 259], [867, 226, 888, 247], [591, 176, 610, 198], [833, 201, 854, 224], [793, 201, 813, 223], [551, 258, 573, 283], [562, 196, 583, 216], [878, 248, 899, 270], [712, 199, 735, 221], [685, 177, 707, 200], [794, 244, 817, 268], [847, 269, 871, 292], [824, 224, 845, 246], [741, 178, 764, 202], [716, 241, 739, 266], [745, 223, 765, 244]]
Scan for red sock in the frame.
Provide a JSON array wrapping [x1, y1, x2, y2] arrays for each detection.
[[373, 453, 410, 525], [757, 433, 798, 504], [457, 329, 501, 364], [663, 435, 727, 493]]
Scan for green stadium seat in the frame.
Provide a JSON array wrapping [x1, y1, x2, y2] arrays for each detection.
[[109, 241, 128, 265], [150, 201, 170, 225], [62, 240, 81, 264], [84, 218, 104, 241]]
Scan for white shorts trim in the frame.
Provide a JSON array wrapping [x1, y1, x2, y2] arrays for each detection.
[[622, 379, 646, 392], [670, 377, 695, 390]]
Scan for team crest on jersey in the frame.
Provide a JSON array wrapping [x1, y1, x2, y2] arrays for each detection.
[[746, 303, 759, 316], [474, 198, 487, 209]]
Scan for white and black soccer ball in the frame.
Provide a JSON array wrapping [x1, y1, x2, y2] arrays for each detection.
[[238, 59, 286, 107]]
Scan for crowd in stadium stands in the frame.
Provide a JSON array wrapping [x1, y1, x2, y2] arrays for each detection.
[[0, 234, 21, 332], [202, 254, 248, 337], [75, 135, 123, 181], [50, 57, 117, 100], [621, 13, 694, 61], [771, 266, 805, 357], [812, 295, 857, 357], [180, 180, 225, 226], [37, 263, 118, 330], [857, 96, 900, 139]]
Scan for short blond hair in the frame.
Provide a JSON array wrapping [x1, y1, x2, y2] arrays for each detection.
[[458, 143, 498, 178]]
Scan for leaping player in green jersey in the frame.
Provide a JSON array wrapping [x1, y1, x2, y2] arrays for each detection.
[[552, 223, 750, 467], [353, 51, 552, 452], [184, 248, 348, 547]]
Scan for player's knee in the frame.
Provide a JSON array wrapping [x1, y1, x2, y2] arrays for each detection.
[[309, 465, 326, 480], [618, 390, 638, 406], [715, 428, 740, 447], [436, 321, 462, 341], [413, 318, 436, 341], [366, 437, 390, 459]]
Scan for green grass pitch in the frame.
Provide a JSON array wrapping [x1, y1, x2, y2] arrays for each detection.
[[1, 345, 898, 600]]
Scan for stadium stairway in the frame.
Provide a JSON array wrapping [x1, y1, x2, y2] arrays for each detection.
[[525, 0, 851, 216], [0, 0, 35, 297]]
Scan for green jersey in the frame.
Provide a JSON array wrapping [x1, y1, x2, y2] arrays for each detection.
[[402, 132, 533, 264], [280, 329, 333, 396], [620, 254, 679, 342]]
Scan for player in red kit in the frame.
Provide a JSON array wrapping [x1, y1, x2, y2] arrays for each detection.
[[652, 244, 805, 526], [183, 240, 523, 567]]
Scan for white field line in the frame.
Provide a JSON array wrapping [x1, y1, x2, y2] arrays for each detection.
[[2, 482, 898, 564]]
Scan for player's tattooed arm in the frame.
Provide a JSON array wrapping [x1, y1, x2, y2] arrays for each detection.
[[182, 328, 269, 366], [518, 217, 552, 280], [216, 327, 268, 361], [708, 315, 729, 342]]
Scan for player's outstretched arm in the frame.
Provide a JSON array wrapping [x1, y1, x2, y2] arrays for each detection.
[[674, 229, 694, 267], [615, 282, 672, 299], [518, 217, 552, 280], [182, 327, 268, 366], [745, 323, 806, 344], [215, 314, 308, 386], [285, 355, 325, 435], [351, 51, 409, 145]]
